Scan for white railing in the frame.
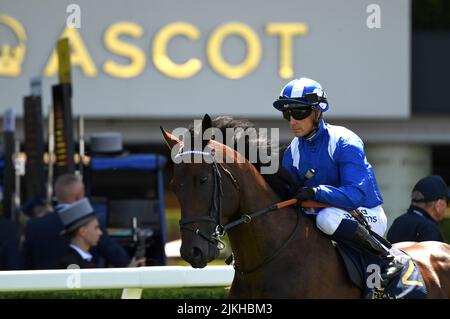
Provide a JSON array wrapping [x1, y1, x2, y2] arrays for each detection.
[[0, 266, 234, 299]]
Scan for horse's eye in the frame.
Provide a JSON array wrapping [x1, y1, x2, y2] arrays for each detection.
[[200, 176, 208, 184]]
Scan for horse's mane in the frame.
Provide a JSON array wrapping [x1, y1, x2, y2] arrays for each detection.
[[187, 116, 300, 200]]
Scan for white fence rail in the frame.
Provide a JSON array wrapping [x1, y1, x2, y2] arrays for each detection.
[[0, 266, 234, 299]]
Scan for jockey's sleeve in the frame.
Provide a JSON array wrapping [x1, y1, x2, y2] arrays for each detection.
[[281, 145, 300, 179], [314, 138, 373, 210]]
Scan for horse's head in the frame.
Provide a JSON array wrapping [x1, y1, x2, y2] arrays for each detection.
[[161, 114, 241, 268]]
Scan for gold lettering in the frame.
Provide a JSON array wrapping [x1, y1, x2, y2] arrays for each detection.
[[152, 22, 202, 79], [44, 28, 97, 77], [0, 14, 26, 77], [207, 23, 261, 79], [266, 23, 308, 79], [103, 22, 145, 78]]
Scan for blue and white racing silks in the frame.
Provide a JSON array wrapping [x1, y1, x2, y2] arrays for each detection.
[[282, 120, 383, 212]]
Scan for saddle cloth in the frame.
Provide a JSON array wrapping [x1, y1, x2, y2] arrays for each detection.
[[334, 240, 428, 299]]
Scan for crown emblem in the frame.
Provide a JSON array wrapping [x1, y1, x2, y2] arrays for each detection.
[[0, 14, 26, 77]]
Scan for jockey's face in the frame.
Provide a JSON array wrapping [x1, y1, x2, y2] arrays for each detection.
[[288, 110, 320, 137]]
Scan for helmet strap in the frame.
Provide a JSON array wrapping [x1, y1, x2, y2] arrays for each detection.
[[304, 110, 322, 140]]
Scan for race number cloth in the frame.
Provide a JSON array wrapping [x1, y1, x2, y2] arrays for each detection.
[[335, 241, 427, 299]]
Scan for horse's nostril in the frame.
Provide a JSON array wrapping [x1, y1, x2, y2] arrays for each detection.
[[192, 247, 202, 258]]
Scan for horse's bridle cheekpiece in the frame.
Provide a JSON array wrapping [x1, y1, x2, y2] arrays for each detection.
[[176, 149, 238, 251]]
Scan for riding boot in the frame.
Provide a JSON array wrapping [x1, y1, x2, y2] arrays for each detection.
[[351, 224, 403, 283]]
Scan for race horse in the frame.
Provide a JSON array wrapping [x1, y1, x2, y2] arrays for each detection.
[[161, 114, 450, 298]]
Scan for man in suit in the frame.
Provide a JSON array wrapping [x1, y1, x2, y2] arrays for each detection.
[[57, 198, 103, 268], [0, 215, 21, 270], [57, 198, 145, 269], [21, 174, 130, 269], [387, 175, 449, 243]]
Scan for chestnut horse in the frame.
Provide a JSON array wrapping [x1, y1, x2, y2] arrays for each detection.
[[161, 116, 450, 298]]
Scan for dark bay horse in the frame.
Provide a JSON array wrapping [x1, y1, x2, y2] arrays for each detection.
[[161, 115, 450, 298]]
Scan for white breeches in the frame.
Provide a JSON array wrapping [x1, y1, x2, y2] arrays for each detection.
[[316, 205, 387, 237]]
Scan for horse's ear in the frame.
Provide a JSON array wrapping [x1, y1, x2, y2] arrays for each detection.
[[201, 114, 212, 134], [201, 114, 213, 149], [160, 126, 182, 150]]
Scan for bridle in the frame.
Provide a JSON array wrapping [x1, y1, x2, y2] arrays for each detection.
[[177, 149, 239, 251], [176, 148, 300, 275]]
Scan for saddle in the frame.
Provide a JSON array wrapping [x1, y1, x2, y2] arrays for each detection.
[[334, 239, 427, 299], [299, 206, 427, 298]]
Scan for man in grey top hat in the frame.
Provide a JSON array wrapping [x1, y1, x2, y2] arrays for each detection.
[[57, 198, 103, 268], [21, 174, 132, 269], [57, 198, 144, 268]]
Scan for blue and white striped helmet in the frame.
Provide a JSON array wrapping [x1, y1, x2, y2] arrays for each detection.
[[273, 77, 329, 112]]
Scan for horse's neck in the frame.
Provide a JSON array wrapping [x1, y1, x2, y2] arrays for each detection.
[[228, 164, 312, 273]]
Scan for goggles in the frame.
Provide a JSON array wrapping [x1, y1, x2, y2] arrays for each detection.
[[282, 104, 313, 121]]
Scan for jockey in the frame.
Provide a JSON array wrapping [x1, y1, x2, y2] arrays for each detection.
[[273, 77, 402, 282]]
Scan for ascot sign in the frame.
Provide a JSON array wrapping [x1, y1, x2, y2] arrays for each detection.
[[1, 15, 308, 80]]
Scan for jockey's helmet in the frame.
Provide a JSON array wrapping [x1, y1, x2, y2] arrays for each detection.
[[273, 77, 329, 112]]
